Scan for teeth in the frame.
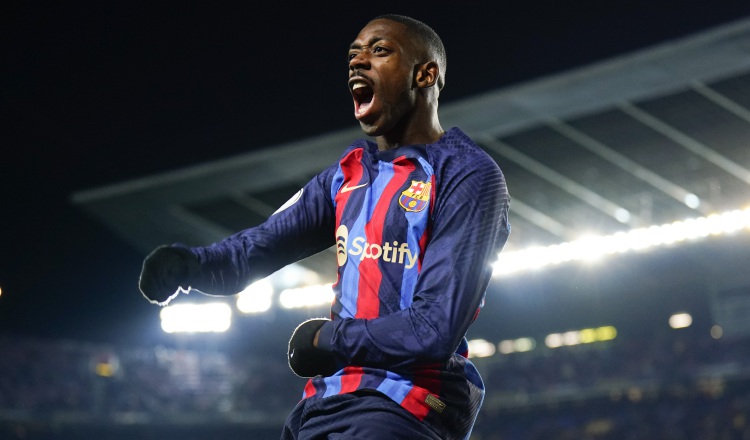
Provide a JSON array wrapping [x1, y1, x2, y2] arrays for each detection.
[[352, 82, 366, 90]]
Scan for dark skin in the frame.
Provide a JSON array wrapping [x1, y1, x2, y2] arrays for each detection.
[[313, 18, 444, 347], [347, 18, 444, 151]]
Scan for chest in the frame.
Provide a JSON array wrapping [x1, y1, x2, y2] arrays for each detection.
[[333, 152, 435, 250]]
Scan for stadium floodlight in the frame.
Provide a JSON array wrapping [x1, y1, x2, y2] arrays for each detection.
[[545, 326, 617, 348], [160, 303, 232, 333], [279, 283, 334, 309], [710, 325, 723, 339], [669, 312, 693, 329], [562, 331, 581, 346], [236, 279, 274, 314], [467, 339, 496, 358], [579, 328, 599, 344], [545, 333, 564, 349], [493, 207, 750, 277], [498, 337, 536, 354], [684, 194, 701, 209], [595, 326, 617, 341]]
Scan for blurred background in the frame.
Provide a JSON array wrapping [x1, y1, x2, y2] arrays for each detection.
[[3, 2, 750, 439]]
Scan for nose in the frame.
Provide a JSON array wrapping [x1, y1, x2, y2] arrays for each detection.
[[349, 51, 370, 71]]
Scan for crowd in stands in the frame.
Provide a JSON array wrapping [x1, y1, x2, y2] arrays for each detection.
[[0, 326, 748, 439], [471, 328, 750, 439]]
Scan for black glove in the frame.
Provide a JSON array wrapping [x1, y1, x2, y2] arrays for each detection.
[[138, 245, 200, 306], [288, 318, 339, 378]]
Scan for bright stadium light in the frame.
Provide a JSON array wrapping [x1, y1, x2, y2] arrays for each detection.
[[545, 326, 617, 348], [160, 303, 232, 333], [614, 208, 631, 223], [579, 328, 599, 344], [562, 331, 581, 346], [493, 207, 750, 277], [236, 279, 274, 314], [669, 312, 693, 329], [498, 337, 536, 354], [498, 340, 515, 354], [513, 337, 536, 352], [545, 333, 564, 349], [684, 193, 701, 209], [596, 326, 617, 341], [710, 325, 723, 339], [279, 283, 334, 309], [467, 339, 496, 358]]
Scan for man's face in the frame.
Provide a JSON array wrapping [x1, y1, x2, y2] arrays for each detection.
[[347, 19, 421, 137]]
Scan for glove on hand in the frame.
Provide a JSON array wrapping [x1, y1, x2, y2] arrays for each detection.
[[288, 318, 338, 378], [138, 245, 200, 306]]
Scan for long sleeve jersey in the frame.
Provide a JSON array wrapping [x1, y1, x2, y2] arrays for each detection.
[[187, 127, 510, 436]]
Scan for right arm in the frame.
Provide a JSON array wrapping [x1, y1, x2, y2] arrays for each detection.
[[139, 166, 337, 304]]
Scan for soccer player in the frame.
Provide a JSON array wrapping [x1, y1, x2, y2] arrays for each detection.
[[139, 14, 510, 440]]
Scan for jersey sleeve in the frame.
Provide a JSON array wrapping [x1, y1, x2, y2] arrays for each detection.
[[318, 151, 511, 369], [185, 165, 338, 296]]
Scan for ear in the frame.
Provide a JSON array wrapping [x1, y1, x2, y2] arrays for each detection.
[[414, 61, 439, 89]]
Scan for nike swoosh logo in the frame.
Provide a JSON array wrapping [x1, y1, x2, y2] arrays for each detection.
[[340, 182, 368, 193]]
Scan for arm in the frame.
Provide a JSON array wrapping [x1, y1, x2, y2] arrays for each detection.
[[139, 168, 337, 304], [317, 156, 510, 369], [188, 172, 336, 296]]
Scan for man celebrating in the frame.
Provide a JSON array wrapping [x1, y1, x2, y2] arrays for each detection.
[[139, 14, 510, 439]]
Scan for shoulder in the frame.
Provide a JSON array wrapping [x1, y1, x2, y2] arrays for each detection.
[[429, 127, 501, 177], [319, 138, 373, 179], [338, 138, 374, 161]]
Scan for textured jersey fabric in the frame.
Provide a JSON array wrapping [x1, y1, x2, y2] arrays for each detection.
[[189, 127, 510, 439]]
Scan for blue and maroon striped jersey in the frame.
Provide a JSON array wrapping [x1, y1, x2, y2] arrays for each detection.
[[189, 127, 510, 438]]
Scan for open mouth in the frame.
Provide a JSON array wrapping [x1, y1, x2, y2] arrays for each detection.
[[350, 79, 374, 118]]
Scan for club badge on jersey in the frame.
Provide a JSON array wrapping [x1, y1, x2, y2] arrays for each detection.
[[399, 180, 431, 212]]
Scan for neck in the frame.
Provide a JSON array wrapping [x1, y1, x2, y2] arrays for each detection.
[[376, 107, 444, 151]]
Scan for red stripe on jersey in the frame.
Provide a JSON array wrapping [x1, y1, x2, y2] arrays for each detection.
[[406, 366, 443, 420], [339, 366, 364, 393], [355, 157, 415, 318], [401, 386, 431, 421], [417, 175, 436, 271], [303, 379, 317, 399], [417, 224, 430, 272], [412, 367, 442, 394], [335, 148, 365, 222], [428, 175, 436, 216]]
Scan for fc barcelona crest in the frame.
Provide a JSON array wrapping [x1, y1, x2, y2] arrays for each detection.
[[399, 180, 431, 212]]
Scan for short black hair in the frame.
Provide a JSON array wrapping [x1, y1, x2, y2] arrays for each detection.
[[373, 14, 447, 90]]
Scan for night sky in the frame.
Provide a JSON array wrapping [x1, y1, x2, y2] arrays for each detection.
[[3, 1, 750, 345]]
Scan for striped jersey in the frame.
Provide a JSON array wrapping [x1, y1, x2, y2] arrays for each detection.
[[190, 127, 510, 439]]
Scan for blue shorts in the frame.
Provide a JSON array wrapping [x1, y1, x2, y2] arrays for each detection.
[[280, 390, 444, 440]]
